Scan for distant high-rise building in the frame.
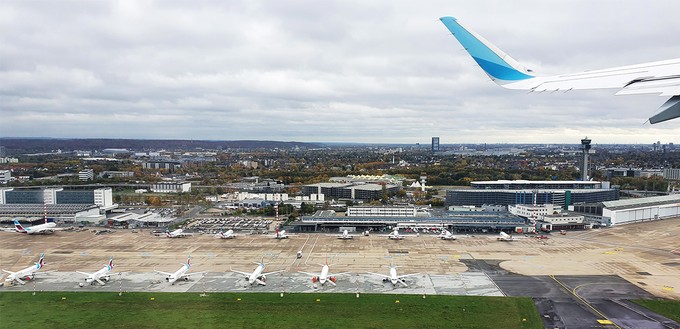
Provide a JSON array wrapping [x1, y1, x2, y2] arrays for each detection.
[[431, 137, 440, 152]]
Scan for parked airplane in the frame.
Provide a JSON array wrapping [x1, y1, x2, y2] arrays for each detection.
[[2, 253, 45, 286], [154, 256, 205, 285], [497, 231, 515, 242], [367, 261, 419, 287], [13, 219, 60, 235], [332, 229, 358, 240], [439, 16, 680, 124], [230, 259, 283, 286], [438, 229, 457, 240], [76, 256, 114, 286], [386, 227, 405, 240], [298, 257, 349, 287], [165, 228, 190, 238], [272, 228, 292, 239], [215, 230, 236, 239]]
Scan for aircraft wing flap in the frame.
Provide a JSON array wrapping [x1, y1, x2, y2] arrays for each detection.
[[229, 269, 251, 276], [615, 78, 680, 96], [154, 270, 173, 276], [184, 271, 207, 277], [366, 272, 390, 279], [297, 271, 317, 277]]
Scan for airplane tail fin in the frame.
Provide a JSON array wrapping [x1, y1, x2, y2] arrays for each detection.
[[13, 220, 27, 233], [186, 256, 191, 267], [37, 253, 45, 268], [108, 256, 114, 269], [439, 16, 535, 84]]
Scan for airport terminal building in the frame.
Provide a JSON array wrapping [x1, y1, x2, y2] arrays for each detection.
[[446, 180, 619, 208], [0, 187, 115, 224]]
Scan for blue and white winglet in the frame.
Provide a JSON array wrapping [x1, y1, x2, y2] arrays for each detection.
[[439, 16, 680, 124]]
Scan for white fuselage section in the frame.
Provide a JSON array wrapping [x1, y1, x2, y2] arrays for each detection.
[[388, 229, 404, 240], [318, 265, 330, 285], [4, 264, 40, 284], [248, 264, 265, 285], [167, 264, 190, 284], [80, 265, 112, 285], [275, 230, 288, 239], [389, 267, 399, 285], [167, 229, 184, 238], [20, 222, 56, 234], [338, 230, 353, 239], [439, 230, 456, 240]]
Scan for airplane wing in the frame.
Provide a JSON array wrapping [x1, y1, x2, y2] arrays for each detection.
[[261, 270, 284, 276], [397, 273, 421, 279], [332, 272, 352, 277], [76, 271, 94, 277], [183, 271, 207, 277], [366, 272, 391, 279], [439, 16, 680, 124], [229, 269, 252, 277], [154, 270, 173, 277], [297, 271, 317, 277]]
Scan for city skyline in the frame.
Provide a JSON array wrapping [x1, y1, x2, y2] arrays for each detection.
[[1, 1, 679, 144]]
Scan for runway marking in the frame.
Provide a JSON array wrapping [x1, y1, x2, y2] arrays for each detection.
[[550, 275, 622, 329], [304, 235, 319, 265], [290, 235, 311, 266]]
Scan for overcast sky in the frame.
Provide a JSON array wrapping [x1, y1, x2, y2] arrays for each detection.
[[1, 1, 679, 144]]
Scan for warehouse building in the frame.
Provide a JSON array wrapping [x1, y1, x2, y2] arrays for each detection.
[[571, 194, 680, 226]]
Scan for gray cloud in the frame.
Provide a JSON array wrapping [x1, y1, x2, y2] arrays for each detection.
[[1, 0, 679, 144]]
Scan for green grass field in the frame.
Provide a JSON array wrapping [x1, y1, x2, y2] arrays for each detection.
[[633, 299, 680, 322], [0, 292, 542, 329]]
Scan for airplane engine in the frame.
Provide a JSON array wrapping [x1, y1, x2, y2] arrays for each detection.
[[165, 277, 170, 281], [104, 276, 110, 281], [184, 277, 189, 281], [261, 275, 266, 282], [330, 277, 336, 283], [311, 277, 318, 283]]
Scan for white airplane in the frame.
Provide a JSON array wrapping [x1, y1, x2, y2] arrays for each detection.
[[272, 228, 291, 239], [2, 253, 45, 286], [497, 231, 515, 242], [298, 258, 350, 287], [331, 229, 358, 240], [215, 229, 236, 239], [230, 259, 283, 286], [438, 229, 457, 240], [165, 228, 190, 238], [76, 256, 114, 286], [386, 227, 405, 240], [13, 219, 60, 235], [367, 261, 419, 287], [439, 16, 680, 124], [154, 256, 205, 285]]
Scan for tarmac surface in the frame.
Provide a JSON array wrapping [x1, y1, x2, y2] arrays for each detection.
[[2, 217, 680, 329]]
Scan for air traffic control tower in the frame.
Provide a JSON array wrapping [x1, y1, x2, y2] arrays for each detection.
[[581, 137, 592, 181]]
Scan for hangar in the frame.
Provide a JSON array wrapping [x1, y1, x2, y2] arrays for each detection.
[[572, 194, 680, 226]]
